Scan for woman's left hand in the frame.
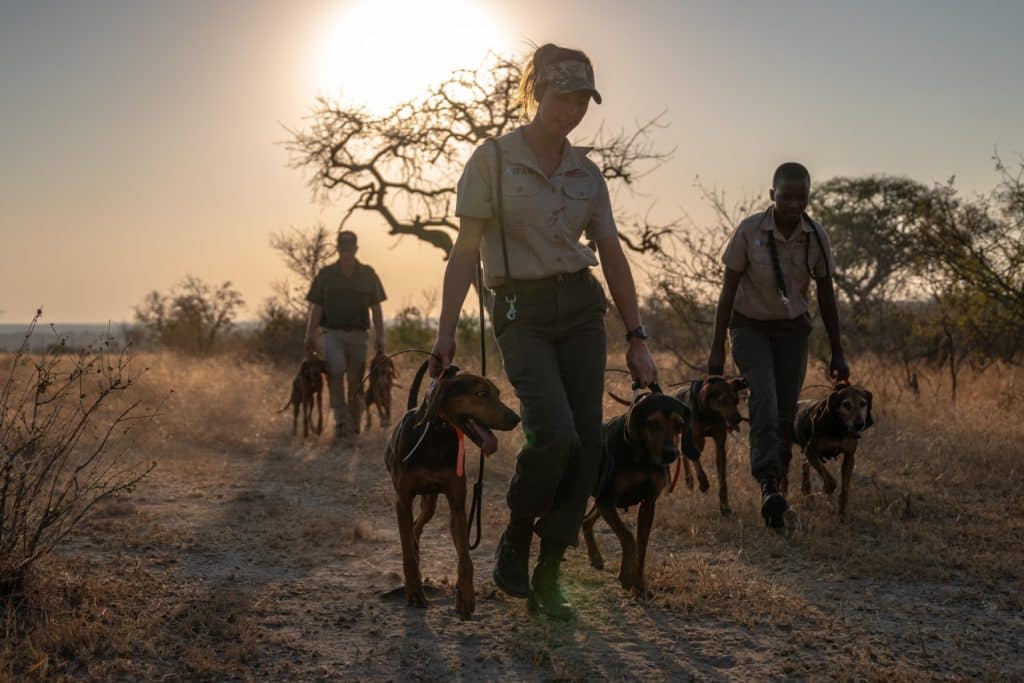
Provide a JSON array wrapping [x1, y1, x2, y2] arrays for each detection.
[[626, 340, 658, 388]]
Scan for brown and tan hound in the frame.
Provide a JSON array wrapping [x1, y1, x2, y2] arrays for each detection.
[[791, 382, 875, 519], [673, 377, 748, 516], [583, 391, 687, 601], [364, 352, 399, 431], [384, 362, 519, 620], [278, 354, 329, 437]]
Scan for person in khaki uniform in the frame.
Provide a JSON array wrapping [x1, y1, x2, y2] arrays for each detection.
[[304, 230, 386, 439], [427, 44, 657, 619], [707, 162, 849, 529]]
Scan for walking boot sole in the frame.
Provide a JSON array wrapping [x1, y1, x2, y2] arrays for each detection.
[[762, 492, 788, 529]]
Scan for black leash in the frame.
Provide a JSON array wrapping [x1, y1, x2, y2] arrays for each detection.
[[466, 261, 487, 550], [358, 348, 440, 388]]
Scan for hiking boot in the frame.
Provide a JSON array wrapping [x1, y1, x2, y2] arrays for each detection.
[[334, 422, 354, 444], [760, 477, 788, 529], [493, 516, 532, 598], [528, 542, 574, 621]]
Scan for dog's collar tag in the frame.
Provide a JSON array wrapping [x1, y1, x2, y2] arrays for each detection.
[[505, 295, 518, 321]]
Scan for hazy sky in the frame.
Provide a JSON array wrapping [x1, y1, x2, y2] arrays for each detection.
[[2, 0, 1022, 323]]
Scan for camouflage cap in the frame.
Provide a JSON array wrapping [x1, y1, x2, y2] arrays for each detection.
[[537, 59, 602, 104]]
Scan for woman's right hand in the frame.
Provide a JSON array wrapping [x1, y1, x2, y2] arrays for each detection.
[[428, 333, 456, 378], [707, 345, 726, 377]]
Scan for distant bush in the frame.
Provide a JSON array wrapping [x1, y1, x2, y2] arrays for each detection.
[[133, 276, 244, 355]]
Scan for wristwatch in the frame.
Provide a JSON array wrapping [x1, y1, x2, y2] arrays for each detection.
[[625, 325, 648, 342]]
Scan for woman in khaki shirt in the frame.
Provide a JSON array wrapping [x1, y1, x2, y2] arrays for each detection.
[[428, 44, 657, 619], [707, 162, 849, 530]]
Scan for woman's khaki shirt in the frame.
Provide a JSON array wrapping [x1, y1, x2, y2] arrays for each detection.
[[455, 128, 618, 287]]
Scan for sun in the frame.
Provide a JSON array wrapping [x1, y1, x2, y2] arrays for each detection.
[[314, 0, 504, 114]]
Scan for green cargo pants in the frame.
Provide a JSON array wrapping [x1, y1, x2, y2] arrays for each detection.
[[491, 270, 607, 549], [729, 325, 808, 481]]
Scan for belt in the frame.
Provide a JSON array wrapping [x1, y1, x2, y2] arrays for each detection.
[[492, 268, 591, 294], [323, 325, 367, 332]]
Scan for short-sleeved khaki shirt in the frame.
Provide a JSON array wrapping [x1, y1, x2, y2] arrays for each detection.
[[455, 128, 618, 287], [722, 208, 836, 321]]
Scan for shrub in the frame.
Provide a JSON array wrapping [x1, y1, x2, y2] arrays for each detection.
[[0, 313, 156, 594]]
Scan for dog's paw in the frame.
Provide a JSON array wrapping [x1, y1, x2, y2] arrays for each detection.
[[405, 585, 428, 609], [823, 475, 837, 496], [719, 505, 732, 517], [588, 554, 604, 571], [697, 474, 710, 493], [618, 561, 638, 591], [455, 583, 475, 621], [632, 583, 654, 604]]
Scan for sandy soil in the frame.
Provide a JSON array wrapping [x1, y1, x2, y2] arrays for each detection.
[[62, 397, 1023, 682]]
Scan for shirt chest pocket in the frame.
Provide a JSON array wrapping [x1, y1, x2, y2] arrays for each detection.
[[561, 178, 596, 237], [501, 168, 543, 231]]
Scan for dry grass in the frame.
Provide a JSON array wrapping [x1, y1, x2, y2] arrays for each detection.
[[1, 350, 1021, 680]]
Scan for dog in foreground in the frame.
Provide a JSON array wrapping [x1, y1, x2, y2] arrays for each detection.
[[364, 352, 398, 431], [790, 381, 874, 519], [384, 361, 519, 620], [278, 354, 328, 437], [583, 389, 687, 600]]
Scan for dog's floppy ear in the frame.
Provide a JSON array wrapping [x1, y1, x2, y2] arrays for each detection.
[[864, 390, 874, 429], [729, 376, 748, 391], [625, 400, 644, 441], [417, 366, 459, 426]]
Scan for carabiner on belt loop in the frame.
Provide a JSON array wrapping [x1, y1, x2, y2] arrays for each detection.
[[505, 295, 518, 321]]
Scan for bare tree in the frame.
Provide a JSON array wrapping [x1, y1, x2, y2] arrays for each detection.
[[285, 54, 673, 257], [268, 223, 336, 317]]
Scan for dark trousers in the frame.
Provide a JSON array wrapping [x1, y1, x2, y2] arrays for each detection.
[[491, 271, 607, 549], [729, 325, 808, 481]]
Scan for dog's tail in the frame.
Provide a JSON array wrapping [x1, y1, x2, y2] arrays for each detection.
[[276, 396, 293, 413], [407, 360, 431, 411]]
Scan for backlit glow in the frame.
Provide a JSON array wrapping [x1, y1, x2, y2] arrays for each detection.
[[314, 0, 503, 113]]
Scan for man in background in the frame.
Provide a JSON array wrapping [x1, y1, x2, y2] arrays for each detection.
[[304, 230, 387, 440]]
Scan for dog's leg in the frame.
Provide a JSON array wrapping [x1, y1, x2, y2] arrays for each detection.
[[315, 389, 323, 435], [444, 484, 475, 620], [381, 394, 391, 428], [292, 396, 299, 437], [581, 504, 604, 570], [634, 496, 657, 602], [364, 393, 373, 431], [682, 458, 694, 490], [838, 450, 855, 521], [412, 492, 438, 547], [808, 451, 836, 495], [714, 433, 729, 515], [395, 494, 427, 608], [304, 396, 313, 438], [801, 458, 812, 495], [693, 458, 710, 493], [599, 502, 638, 591]]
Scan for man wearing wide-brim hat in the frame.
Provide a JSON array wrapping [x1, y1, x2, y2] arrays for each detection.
[[304, 230, 387, 440]]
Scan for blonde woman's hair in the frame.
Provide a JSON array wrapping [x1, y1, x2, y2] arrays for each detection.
[[516, 43, 593, 117]]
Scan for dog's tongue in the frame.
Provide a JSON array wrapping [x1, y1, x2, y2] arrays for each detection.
[[465, 418, 498, 456]]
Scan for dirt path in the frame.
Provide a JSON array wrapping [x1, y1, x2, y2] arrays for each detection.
[[66, 413, 1022, 681]]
